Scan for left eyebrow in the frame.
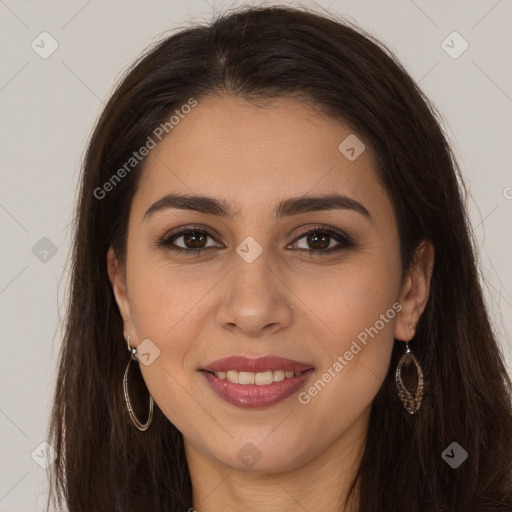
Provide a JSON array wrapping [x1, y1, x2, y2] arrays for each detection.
[[275, 193, 371, 220], [143, 192, 371, 221]]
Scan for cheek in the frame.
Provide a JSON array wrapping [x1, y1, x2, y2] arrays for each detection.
[[290, 253, 401, 354], [291, 250, 399, 413], [295, 288, 397, 453], [126, 251, 213, 340], [124, 255, 219, 430], [126, 273, 203, 433], [297, 281, 397, 407]]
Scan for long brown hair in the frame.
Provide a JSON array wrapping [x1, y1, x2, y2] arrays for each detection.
[[47, 5, 512, 511]]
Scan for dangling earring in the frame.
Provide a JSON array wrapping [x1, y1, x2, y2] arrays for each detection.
[[395, 323, 424, 414], [122, 336, 154, 431]]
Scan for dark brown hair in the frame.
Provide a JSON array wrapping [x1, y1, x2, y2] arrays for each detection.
[[47, 5, 512, 511]]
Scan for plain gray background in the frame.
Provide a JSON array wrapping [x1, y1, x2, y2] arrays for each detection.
[[1, 0, 511, 510]]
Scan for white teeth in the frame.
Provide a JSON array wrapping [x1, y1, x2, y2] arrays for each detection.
[[273, 370, 285, 382], [255, 371, 274, 385], [238, 371, 255, 385], [212, 369, 302, 385], [226, 370, 239, 383]]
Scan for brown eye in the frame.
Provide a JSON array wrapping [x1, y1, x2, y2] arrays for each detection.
[[302, 232, 331, 251], [181, 231, 208, 249], [290, 225, 354, 255], [159, 227, 223, 255]]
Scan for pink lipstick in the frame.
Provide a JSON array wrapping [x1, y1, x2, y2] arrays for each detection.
[[199, 355, 315, 408]]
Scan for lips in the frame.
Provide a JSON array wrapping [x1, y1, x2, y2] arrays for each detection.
[[201, 355, 314, 374], [199, 355, 315, 408]]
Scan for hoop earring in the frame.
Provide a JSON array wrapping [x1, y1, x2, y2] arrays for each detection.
[[395, 324, 424, 414], [123, 336, 154, 431]]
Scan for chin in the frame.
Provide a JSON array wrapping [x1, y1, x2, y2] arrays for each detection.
[[205, 434, 310, 473]]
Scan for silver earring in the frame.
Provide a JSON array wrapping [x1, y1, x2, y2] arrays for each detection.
[[123, 336, 154, 431], [395, 324, 424, 414]]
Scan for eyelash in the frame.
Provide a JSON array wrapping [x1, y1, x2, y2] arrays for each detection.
[[157, 224, 355, 257]]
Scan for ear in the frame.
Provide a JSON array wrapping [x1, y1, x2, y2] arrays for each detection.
[[394, 240, 435, 342], [107, 246, 136, 343]]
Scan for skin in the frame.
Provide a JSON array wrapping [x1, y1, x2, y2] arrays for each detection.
[[107, 96, 434, 512]]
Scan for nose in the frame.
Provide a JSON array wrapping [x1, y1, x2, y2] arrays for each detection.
[[215, 250, 295, 338]]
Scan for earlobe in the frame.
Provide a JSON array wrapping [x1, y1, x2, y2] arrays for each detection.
[[394, 240, 435, 341]]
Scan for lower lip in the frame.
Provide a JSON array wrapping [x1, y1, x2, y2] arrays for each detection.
[[200, 369, 315, 408]]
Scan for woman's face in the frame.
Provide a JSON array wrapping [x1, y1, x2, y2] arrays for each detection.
[[108, 96, 427, 473]]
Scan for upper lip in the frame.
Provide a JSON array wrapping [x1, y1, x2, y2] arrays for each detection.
[[201, 355, 314, 373]]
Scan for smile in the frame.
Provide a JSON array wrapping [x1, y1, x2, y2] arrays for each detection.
[[199, 355, 315, 408]]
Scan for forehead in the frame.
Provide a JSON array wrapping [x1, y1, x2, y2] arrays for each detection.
[[133, 95, 386, 219]]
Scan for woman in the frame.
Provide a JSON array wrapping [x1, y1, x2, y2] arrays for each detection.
[[47, 5, 512, 511]]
